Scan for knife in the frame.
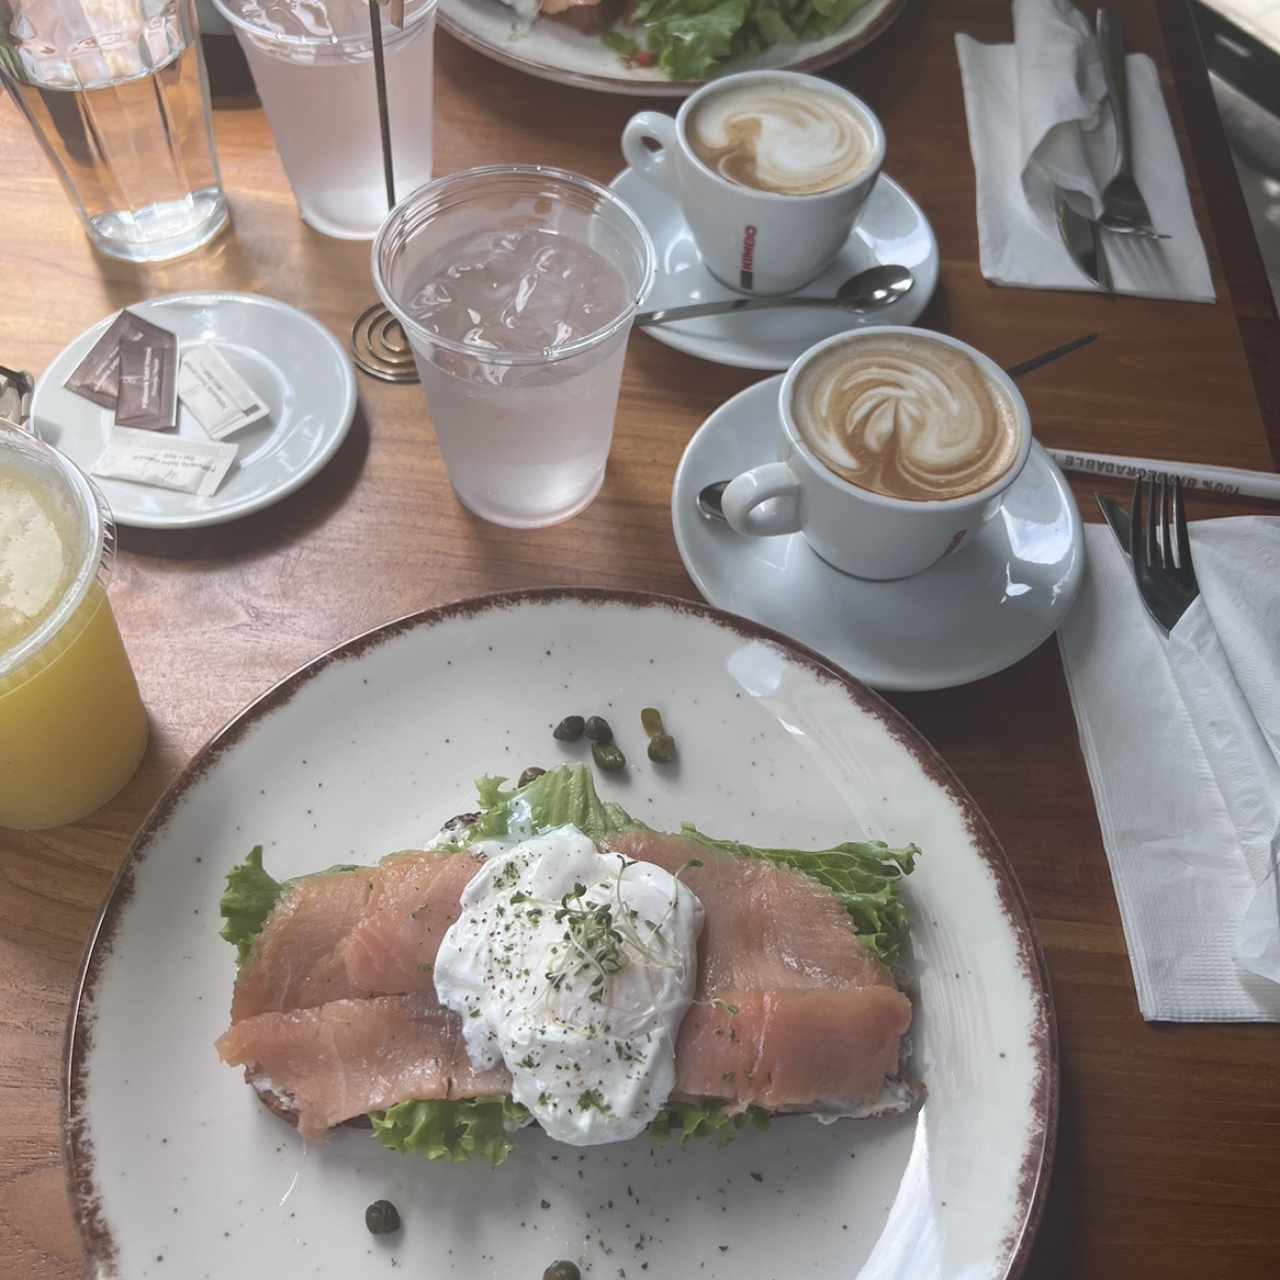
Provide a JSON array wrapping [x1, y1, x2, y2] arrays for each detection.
[[1095, 493, 1131, 554], [1055, 189, 1113, 291]]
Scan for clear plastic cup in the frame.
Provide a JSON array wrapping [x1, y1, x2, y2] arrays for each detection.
[[0, 424, 148, 829], [373, 165, 656, 527], [211, 0, 438, 239]]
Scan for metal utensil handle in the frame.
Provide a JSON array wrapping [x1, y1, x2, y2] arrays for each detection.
[[1097, 10, 1134, 183], [638, 295, 851, 326]]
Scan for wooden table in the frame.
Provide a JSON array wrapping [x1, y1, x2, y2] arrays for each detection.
[[3, 1, 1279, 1275]]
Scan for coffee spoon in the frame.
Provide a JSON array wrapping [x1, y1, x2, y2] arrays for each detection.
[[635, 264, 914, 327], [695, 332, 1100, 523]]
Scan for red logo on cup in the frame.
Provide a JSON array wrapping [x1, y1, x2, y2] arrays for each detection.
[[942, 528, 969, 559], [740, 224, 757, 290]]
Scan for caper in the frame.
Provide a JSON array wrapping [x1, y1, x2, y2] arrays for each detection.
[[553, 715, 585, 742], [584, 715, 613, 744], [592, 741, 625, 772], [517, 766, 546, 788], [647, 732, 676, 764], [542, 1263, 581, 1280], [365, 1199, 401, 1235], [640, 707, 664, 738]]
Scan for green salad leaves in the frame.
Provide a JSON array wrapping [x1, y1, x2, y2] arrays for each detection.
[[219, 764, 917, 1166], [617, 0, 873, 82], [219, 846, 286, 971], [465, 767, 635, 845], [370, 1098, 532, 1166], [649, 1100, 771, 1145]]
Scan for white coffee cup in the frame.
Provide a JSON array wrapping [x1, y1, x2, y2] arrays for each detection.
[[721, 327, 1033, 581], [621, 70, 885, 296]]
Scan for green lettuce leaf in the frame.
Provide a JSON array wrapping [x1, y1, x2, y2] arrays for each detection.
[[642, 0, 751, 81], [369, 1097, 768, 1164], [675, 826, 918, 967], [219, 846, 287, 971], [370, 1097, 531, 1166], [622, 0, 871, 80], [465, 765, 636, 845], [649, 1100, 771, 1145]]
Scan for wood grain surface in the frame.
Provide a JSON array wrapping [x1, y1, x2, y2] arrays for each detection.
[[2, 2, 1279, 1276]]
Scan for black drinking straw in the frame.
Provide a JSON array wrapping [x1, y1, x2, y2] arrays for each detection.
[[350, 0, 418, 381], [368, 0, 396, 212]]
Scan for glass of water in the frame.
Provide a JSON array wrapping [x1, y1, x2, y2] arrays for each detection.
[[212, 0, 437, 239], [373, 166, 656, 528], [1, 0, 228, 263]]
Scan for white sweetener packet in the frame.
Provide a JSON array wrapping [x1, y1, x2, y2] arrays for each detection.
[[92, 426, 237, 497], [178, 344, 270, 440]]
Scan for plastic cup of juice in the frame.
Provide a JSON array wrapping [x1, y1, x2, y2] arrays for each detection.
[[0, 423, 148, 829]]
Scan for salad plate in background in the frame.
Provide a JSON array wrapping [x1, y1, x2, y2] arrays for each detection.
[[65, 590, 1055, 1279], [438, 0, 906, 94]]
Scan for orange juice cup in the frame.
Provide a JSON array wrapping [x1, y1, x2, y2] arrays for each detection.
[[0, 424, 148, 830]]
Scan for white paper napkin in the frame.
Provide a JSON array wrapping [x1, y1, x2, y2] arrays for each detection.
[[1059, 519, 1280, 1021], [956, 0, 1215, 301]]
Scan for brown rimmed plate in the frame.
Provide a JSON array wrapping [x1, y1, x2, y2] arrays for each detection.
[[65, 589, 1056, 1279], [438, 0, 908, 96]]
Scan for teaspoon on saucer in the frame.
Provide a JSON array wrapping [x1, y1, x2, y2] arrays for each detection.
[[636, 264, 914, 328]]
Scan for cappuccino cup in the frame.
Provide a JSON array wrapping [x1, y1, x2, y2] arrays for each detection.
[[621, 70, 885, 296], [721, 327, 1032, 580]]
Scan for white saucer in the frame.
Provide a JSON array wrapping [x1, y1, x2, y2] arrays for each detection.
[[611, 167, 939, 371], [32, 292, 357, 530], [672, 376, 1086, 691]]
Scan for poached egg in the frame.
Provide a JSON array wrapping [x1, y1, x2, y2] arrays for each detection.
[[434, 825, 704, 1145]]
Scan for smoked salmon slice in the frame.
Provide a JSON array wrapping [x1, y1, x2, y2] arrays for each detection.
[[217, 994, 510, 1139]]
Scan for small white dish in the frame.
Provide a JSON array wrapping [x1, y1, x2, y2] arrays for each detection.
[[673, 376, 1086, 691], [612, 167, 939, 371], [32, 292, 357, 530]]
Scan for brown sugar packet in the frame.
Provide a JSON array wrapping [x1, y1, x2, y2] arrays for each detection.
[[114, 327, 179, 431], [64, 310, 176, 411]]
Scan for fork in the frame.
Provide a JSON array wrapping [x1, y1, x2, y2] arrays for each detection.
[[1096, 10, 1168, 240], [1130, 476, 1199, 633]]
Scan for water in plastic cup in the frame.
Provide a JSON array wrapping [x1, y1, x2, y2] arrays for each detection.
[[373, 167, 655, 527], [1, 0, 227, 263], [213, 0, 437, 239], [0, 425, 148, 830]]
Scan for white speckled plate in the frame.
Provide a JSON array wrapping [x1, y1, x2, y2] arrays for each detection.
[[66, 591, 1055, 1280], [31, 293, 357, 530], [439, 0, 906, 96]]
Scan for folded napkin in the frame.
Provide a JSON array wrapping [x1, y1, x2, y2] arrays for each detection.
[[956, 0, 1215, 302], [1059, 518, 1280, 1021]]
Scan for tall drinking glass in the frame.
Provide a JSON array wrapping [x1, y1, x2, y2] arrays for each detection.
[[373, 166, 656, 528], [1, 0, 228, 263], [0, 424, 148, 830], [212, 0, 437, 239]]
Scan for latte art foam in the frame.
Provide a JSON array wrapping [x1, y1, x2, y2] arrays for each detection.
[[688, 84, 874, 196], [792, 335, 1022, 501]]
